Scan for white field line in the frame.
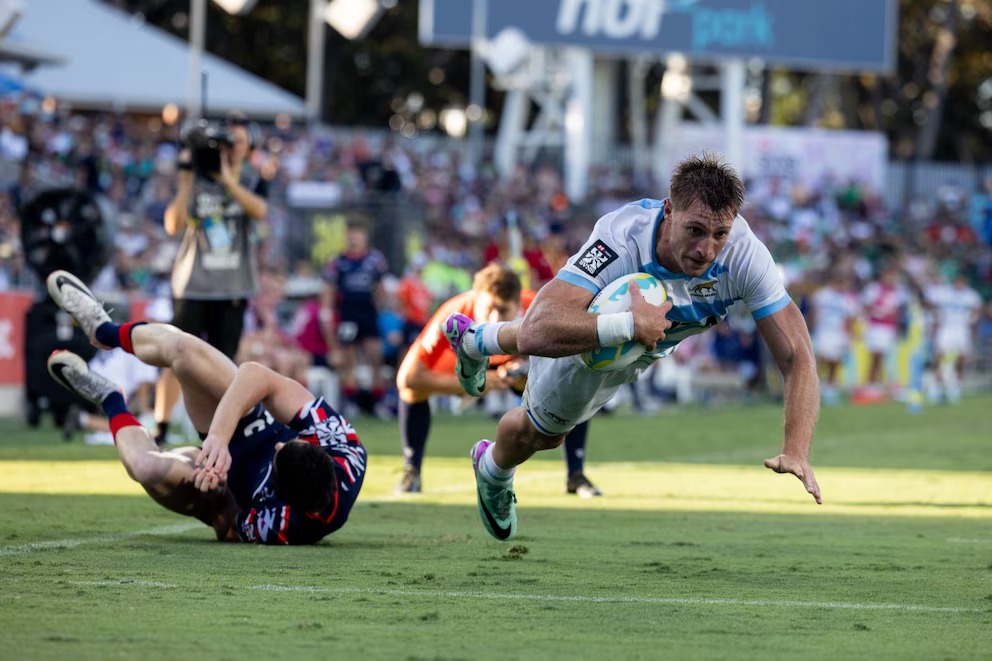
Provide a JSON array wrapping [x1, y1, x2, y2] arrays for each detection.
[[946, 537, 992, 544], [0, 523, 201, 556], [72, 580, 177, 588], [60, 580, 983, 614]]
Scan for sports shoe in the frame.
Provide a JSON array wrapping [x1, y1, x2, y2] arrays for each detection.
[[566, 471, 603, 498], [47, 351, 119, 406], [46, 270, 111, 345], [470, 440, 517, 541], [442, 313, 488, 397], [394, 466, 422, 494]]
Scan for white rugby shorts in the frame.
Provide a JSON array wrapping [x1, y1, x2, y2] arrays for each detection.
[[863, 324, 897, 354], [522, 355, 641, 436]]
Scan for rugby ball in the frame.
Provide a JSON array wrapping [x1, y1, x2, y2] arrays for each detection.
[[581, 273, 668, 371]]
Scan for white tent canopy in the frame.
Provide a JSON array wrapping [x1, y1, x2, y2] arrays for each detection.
[[14, 0, 304, 117]]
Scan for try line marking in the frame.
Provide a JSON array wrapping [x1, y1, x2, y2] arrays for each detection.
[[62, 580, 983, 614]]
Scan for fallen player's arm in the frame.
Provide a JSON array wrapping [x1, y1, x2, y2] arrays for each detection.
[[197, 362, 315, 479], [212, 361, 315, 434]]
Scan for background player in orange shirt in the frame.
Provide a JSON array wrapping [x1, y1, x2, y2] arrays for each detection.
[[395, 263, 600, 497]]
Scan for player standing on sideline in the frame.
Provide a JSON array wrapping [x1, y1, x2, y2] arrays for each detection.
[[321, 223, 389, 416], [444, 154, 821, 541], [395, 263, 602, 498], [924, 274, 983, 404], [858, 263, 910, 402], [155, 112, 269, 446], [46, 270, 366, 545], [808, 272, 860, 405]]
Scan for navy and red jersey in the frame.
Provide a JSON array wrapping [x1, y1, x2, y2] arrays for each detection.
[[324, 249, 389, 310], [226, 398, 367, 545]]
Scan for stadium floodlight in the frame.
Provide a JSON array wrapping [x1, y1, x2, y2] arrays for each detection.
[[440, 106, 468, 138], [661, 54, 692, 101], [211, 0, 259, 16], [480, 27, 532, 79], [324, 0, 382, 40]]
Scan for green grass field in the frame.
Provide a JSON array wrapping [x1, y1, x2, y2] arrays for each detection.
[[1, 395, 990, 660]]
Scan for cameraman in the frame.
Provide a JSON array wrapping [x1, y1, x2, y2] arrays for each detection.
[[154, 111, 268, 446]]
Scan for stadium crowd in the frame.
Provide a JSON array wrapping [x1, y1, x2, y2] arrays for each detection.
[[2, 99, 991, 431]]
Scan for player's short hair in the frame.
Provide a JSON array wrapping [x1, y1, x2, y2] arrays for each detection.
[[669, 153, 745, 217], [274, 441, 337, 512], [472, 263, 522, 302]]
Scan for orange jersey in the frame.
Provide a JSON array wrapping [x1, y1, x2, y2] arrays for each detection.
[[398, 276, 432, 325], [410, 289, 535, 374]]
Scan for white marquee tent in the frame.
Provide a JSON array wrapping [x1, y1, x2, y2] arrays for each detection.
[[12, 0, 304, 117]]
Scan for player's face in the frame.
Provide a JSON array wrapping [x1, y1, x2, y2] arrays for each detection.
[[347, 228, 368, 252], [474, 292, 520, 323], [658, 199, 735, 277], [228, 125, 250, 161]]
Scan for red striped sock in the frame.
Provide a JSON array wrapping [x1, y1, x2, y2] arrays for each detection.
[[109, 413, 141, 445], [118, 321, 147, 354]]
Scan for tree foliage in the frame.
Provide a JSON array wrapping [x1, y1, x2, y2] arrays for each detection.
[[106, 0, 992, 160]]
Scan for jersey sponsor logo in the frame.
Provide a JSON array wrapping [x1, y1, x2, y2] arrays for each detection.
[[575, 241, 618, 277], [668, 315, 719, 337], [690, 279, 719, 298]]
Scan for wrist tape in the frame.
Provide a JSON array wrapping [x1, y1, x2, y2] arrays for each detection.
[[596, 311, 634, 347]]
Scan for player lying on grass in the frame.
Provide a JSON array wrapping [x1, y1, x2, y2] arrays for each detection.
[[444, 153, 822, 541], [46, 270, 366, 545]]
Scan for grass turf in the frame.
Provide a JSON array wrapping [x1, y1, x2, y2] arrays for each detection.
[[0, 396, 990, 660]]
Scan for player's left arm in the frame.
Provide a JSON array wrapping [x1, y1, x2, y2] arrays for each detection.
[[196, 362, 315, 486], [755, 302, 823, 505]]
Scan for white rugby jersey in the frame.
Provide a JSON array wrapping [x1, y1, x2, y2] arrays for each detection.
[[926, 284, 983, 334], [811, 286, 860, 339], [557, 198, 791, 356]]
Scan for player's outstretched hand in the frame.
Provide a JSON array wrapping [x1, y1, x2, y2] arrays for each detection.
[[196, 434, 232, 485], [628, 279, 673, 352], [764, 453, 822, 504]]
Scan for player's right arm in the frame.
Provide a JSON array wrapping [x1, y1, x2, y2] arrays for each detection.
[[196, 362, 316, 489]]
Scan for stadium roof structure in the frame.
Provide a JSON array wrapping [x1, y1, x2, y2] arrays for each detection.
[[0, 39, 63, 71], [13, 0, 304, 117]]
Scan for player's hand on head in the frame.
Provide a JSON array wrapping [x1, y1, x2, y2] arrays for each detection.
[[196, 434, 232, 482], [764, 453, 822, 504], [193, 466, 227, 493], [628, 280, 673, 352]]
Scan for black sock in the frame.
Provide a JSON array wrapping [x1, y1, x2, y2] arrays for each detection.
[[155, 420, 170, 443], [399, 400, 431, 471], [563, 420, 590, 476]]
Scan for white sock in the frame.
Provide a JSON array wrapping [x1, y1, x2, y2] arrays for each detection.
[[463, 322, 508, 359], [479, 444, 515, 485]]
